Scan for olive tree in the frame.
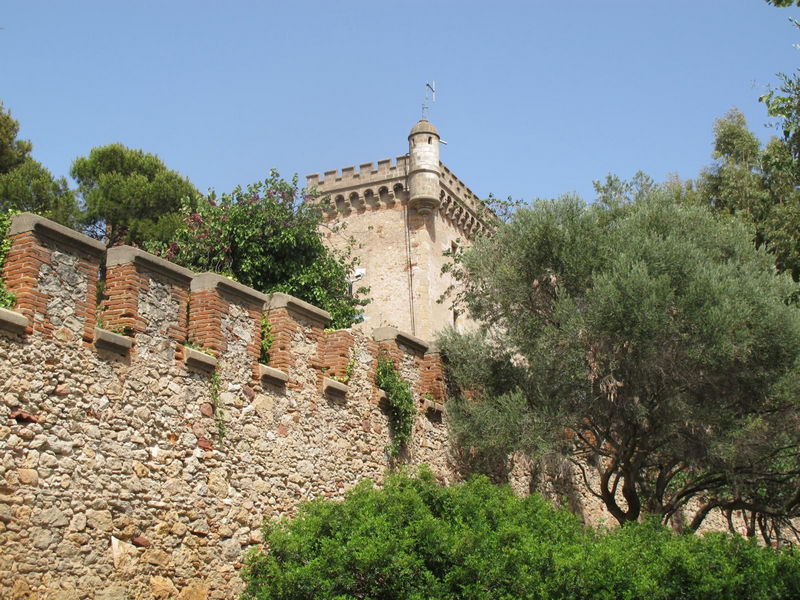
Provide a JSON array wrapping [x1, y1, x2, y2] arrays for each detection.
[[439, 192, 800, 540]]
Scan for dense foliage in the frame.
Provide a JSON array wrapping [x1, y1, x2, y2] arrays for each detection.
[[438, 193, 800, 540], [376, 354, 415, 456], [150, 170, 367, 329], [240, 469, 800, 600], [0, 102, 78, 227], [689, 109, 800, 283], [71, 143, 199, 247], [766, 1, 800, 7]]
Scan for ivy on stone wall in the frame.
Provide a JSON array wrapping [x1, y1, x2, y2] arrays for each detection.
[[0, 210, 16, 309], [259, 313, 272, 365], [376, 354, 415, 457]]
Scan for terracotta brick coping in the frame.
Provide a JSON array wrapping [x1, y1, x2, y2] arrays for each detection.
[[372, 326, 429, 354], [107, 246, 194, 283], [9, 213, 105, 256]]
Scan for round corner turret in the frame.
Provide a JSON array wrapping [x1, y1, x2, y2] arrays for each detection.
[[407, 120, 441, 216]]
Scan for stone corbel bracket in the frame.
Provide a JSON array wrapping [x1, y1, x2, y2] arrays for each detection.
[[184, 346, 218, 373], [94, 327, 133, 354], [323, 376, 348, 400], [258, 364, 288, 386], [0, 307, 27, 335], [376, 389, 390, 412], [423, 396, 445, 416]]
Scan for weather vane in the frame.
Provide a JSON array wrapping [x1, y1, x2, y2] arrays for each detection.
[[422, 81, 436, 120]]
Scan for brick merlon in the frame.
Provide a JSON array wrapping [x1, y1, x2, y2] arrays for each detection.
[[266, 292, 330, 327], [191, 272, 269, 306], [9, 212, 105, 256], [107, 246, 194, 283], [372, 326, 429, 354]]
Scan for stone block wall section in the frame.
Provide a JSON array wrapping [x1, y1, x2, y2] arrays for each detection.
[[2, 213, 105, 342], [103, 246, 194, 344], [0, 213, 455, 599]]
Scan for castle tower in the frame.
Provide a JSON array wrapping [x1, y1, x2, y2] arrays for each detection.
[[307, 119, 494, 341], [407, 120, 441, 216]]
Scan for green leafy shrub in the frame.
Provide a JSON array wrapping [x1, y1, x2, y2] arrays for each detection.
[[240, 470, 800, 600], [148, 169, 368, 329], [376, 354, 415, 456], [0, 209, 16, 309]]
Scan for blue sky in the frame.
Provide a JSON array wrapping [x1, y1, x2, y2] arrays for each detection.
[[2, 1, 799, 204]]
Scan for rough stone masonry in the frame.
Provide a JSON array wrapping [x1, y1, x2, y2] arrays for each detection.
[[0, 213, 453, 599]]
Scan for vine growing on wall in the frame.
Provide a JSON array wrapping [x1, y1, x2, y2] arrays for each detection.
[[0, 210, 17, 309], [184, 338, 227, 442], [376, 353, 415, 457], [210, 367, 225, 442], [259, 313, 272, 365], [331, 348, 357, 384]]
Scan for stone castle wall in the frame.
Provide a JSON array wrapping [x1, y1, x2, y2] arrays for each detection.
[[0, 214, 454, 600]]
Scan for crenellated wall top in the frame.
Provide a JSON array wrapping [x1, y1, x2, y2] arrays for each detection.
[[0, 215, 453, 599], [306, 156, 409, 192], [107, 245, 194, 283], [306, 159, 497, 239], [0, 213, 443, 395]]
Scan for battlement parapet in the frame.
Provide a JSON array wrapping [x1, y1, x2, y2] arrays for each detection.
[[107, 245, 194, 282], [8, 211, 106, 256], [307, 158, 496, 239], [438, 163, 497, 239], [1, 212, 445, 401], [439, 163, 481, 216], [266, 291, 330, 328], [372, 326, 429, 355], [307, 155, 409, 191]]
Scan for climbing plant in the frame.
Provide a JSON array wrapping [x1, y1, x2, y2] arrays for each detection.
[[376, 353, 415, 456], [0, 210, 15, 309], [259, 313, 272, 365]]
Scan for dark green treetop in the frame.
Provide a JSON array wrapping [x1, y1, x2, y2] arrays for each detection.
[[71, 143, 198, 247], [0, 101, 78, 227]]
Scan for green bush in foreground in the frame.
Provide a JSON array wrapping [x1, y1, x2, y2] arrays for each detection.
[[240, 469, 800, 600]]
